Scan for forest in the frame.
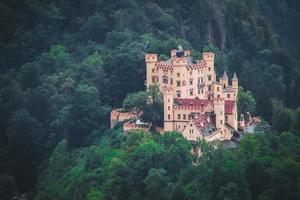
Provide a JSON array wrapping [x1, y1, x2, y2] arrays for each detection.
[[0, 0, 299, 199]]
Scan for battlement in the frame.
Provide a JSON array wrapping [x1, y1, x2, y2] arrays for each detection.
[[145, 54, 158, 62], [213, 97, 225, 103], [172, 57, 188, 65], [202, 52, 215, 61], [162, 86, 174, 94]]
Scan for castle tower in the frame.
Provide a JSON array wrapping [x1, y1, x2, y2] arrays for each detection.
[[145, 54, 158, 87], [220, 71, 228, 89], [163, 86, 174, 132], [202, 52, 215, 98], [213, 97, 225, 132], [232, 72, 238, 90]]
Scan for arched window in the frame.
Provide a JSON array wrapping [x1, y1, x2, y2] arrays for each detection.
[[162, 75, 168, 84]]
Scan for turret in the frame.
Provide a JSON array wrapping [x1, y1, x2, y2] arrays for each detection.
[[232, 72, 238, 89], [220, 71, 228, 88]]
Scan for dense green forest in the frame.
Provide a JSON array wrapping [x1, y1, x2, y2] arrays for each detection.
[[0, 0, 299, 199]]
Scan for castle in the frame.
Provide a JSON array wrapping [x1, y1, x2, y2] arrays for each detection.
[[111, 47, 239, 142]]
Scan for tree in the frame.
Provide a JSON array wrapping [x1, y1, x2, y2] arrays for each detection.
[[19, 62, 40, 90], [141, 85, 164, 132], [272, 104, 293, 132], [6, 109, 44, 192], [237, 87, 256, 114], [144, 168, 171, 200], [65, 84, 109, 148], [123, 91, 147, 110]]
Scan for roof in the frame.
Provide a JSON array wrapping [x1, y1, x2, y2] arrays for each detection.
[[222, 71, 228, 79], [192, 114, 217, 135], [225, 100, 235, 114], [232, 72, 238, 80], [111, 109, 140, 120], [174, 98, 212, 107]]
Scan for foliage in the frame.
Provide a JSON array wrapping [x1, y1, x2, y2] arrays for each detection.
[[35, 130, 300, 200], [0, 0, 300, 197], [237, 87, 256, 114]]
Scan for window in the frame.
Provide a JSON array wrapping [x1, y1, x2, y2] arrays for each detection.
[[170, 78, 173, 85], [152, 76, 158, 83], [168, 106, 170, 110], [208, 85, 211, 91], [189, 79, 193, 85], [176, 91, 181, 97], [168, 99, 170, 103], [168, 114, 170, 119], [208, 67, 211, 71], [177, 73, 180, 77], [177, 81, 181, 87], [152, 69, 155, 73], [217, 94, 220, 98], [208, 75, 211, 81], [162, 75, 168, 84], [190, 90, 193, 96], [225, 115, 228, 122], [220, 120, 223, 124], [217, 87, 219, 91], [178, 114, 181, 120], [183, 114, 186, 120], [190, 71, 192, 75], [198, 89, 200, 94], [220, 111, 222, 115], [227, 94, 230, 98], [198, 70, 200, 74]]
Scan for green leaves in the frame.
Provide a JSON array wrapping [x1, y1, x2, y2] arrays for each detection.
[[237, 87, 256, 114]]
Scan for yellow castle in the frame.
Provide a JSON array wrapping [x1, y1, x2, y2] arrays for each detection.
[[111, 46, 238, 142], [145, 47, 238, 141]]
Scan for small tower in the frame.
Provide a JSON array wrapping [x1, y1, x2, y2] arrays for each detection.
[[232, 72, 238, 89], [220, 71, 228, 89], [239, 113, 245, 129], [163, 86, 174, 132]]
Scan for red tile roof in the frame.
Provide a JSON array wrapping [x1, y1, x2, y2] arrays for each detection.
[[174, 98, 212, 107]]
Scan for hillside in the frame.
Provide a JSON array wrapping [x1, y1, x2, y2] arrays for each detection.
[[0, 0, 299, 199]]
